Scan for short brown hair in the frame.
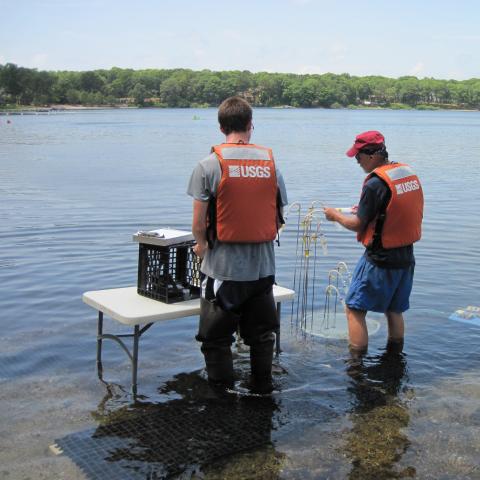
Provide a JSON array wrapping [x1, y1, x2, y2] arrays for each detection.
[[218, 96, 252, 134]]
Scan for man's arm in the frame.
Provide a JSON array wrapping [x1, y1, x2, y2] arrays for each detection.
[[323, 207, 365, 232], [192, 199, 209, 258], [323, 178, 387, 233]]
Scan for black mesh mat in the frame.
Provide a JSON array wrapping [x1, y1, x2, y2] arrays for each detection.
[[56, 394, 280, 480]]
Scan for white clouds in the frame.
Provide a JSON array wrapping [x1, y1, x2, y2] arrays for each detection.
[[220, 29, 243, 43], [297, 65, 325, 74], [289, 0, 313, 4], [193, 47, 207, 63], [32, 53, 49, 69], [409, 61, 425, 76], [329, 42, 348, 61], [431, 34, 480, 41]]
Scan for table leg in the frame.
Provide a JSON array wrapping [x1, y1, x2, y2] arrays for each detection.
[[276, 302, 281, 357], [132, 325, 140, 395], [96, 311, 104, 378]]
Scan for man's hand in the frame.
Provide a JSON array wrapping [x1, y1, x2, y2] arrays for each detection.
[[193, 241, 207, 259], [323, 206, 363, 232], [323, 206, 340, 222]]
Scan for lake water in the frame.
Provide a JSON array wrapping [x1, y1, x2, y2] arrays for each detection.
[[1, 108, 480, 479]]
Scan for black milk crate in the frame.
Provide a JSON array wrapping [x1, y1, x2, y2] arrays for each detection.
[[137, 240, 201, 303]]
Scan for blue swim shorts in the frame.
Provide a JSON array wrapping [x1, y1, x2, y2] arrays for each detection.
[[345, 255, 414, 313]]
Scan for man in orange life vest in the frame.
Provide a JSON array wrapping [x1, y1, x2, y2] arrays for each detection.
[[324, 131, 423, 354], [187, 96, 288, 393]]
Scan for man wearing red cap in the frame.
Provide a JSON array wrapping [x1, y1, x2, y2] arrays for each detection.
[[324, 131, 424, 354]]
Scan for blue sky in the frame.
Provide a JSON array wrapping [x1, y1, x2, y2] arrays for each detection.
[[1, 0, 479, 79]]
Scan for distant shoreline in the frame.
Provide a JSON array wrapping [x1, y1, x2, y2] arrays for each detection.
[[0, 105, 135, 115], [3, 65, 479, 112], [1, 104, 479, 115]]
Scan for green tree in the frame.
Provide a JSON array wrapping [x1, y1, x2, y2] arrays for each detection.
[[65, 88, 81, 104], [80, 71, 105, 93], [159, 70, 194, 107], [129, 82, 147, 106]]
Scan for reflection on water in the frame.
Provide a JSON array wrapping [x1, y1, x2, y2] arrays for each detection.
[[345, 343, 415, 479], [58, 371, 283, 479], [56, 346, 420, 479]]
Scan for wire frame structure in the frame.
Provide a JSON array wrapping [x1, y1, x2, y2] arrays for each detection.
[[283, 202, 326, 335], [284, 203, 379, 340]]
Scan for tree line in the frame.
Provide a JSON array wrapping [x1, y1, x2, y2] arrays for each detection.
[[1, 63, 480, 110]]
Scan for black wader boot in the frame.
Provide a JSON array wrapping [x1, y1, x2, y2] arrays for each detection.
[[201, 343, 234, 390], [386, 338, 404, 354], [249, 334, 275, 394]]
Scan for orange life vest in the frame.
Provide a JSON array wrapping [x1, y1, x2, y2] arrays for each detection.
[[357, 163, 424, 249], [212, 143, 278, 243]]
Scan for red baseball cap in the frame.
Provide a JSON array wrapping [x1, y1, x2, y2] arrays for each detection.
[[346, 130, 385, 157]]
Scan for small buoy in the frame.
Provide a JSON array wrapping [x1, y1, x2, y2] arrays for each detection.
[[7, 119, 11, 124]]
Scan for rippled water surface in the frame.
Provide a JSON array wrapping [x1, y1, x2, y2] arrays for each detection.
[[1, 108, 480, 479]]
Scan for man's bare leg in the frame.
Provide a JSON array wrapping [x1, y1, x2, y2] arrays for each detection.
[[345, 306, 368, 352], [386, 311, 404, 342]]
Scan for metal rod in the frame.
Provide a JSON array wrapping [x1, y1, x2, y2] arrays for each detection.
[[132, 325, 140, 394], [290, 205, 302, 327], [96, 311, 104, 380], [138, 323, 154, 336], [310, 237, 319, 332], [276, 302, 281, 357], [96, 311, 103, 364], [99, 334, 134, 361]]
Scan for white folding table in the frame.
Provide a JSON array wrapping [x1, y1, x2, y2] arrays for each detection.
[[83, 285, 295, 393]]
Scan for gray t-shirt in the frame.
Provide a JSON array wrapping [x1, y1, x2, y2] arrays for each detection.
[[187, 151, 288, 281]]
